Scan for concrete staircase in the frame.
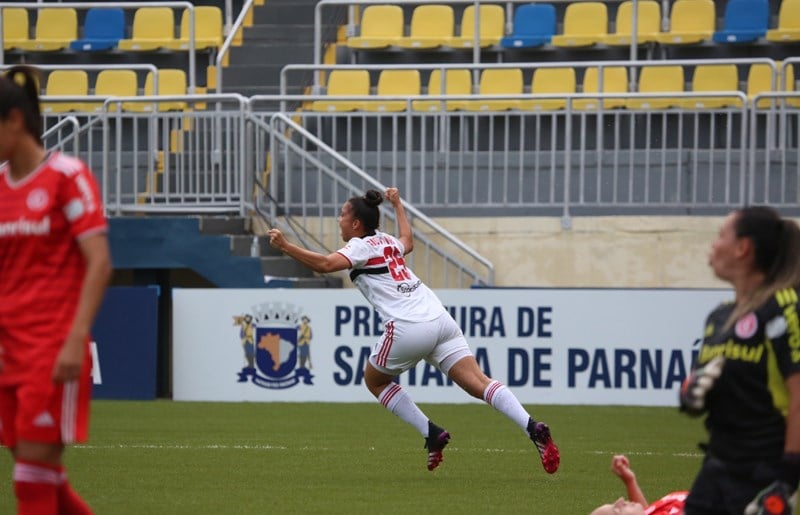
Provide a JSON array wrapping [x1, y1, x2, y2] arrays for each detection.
[[223, 0, 346, 97]]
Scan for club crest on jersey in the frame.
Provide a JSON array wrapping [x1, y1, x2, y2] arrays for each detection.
[[735, 312, 758, 339], [26, 188, 48, 211], [232, 302, 313, 389]]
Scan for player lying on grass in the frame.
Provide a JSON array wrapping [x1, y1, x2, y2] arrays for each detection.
[[590, 455, 687, 515]]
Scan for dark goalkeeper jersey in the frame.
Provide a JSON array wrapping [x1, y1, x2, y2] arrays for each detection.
[[698, 287, 800, 462]]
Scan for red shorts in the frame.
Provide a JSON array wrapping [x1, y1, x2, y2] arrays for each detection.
[[0, 355, 92, 448]]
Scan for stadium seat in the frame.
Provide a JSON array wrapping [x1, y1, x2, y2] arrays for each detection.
[[311, 70, 370, 112], [449, 4, 505, 48], [766, 0, 800, 42], [17, 8, 77, 51], [604, 0, 661, 46], [3, 8, 30, 50], [551, 2, 608, 47], [574, 66, 629, 109], [500, 4, 556, 48], [627, 66, 685, 109], [346, 5, 404, 49], [747, 63, 797, 107], [70, 8, 124, 51], [167, 6, 224, 50], [683, 65, 742, 108], [712, 0, 769, 43], [412, 69, 472, 112], [520, 67, 576, 110], [363, 70, 421, 112], [92, 69, 139, 112], [656, 0, 715, 45], [396, 5, 454, 49], [464, 68, 523, 111], [118, 7, 176, 51], [126, 69, 187, 112], [42, 70, 89, 113]]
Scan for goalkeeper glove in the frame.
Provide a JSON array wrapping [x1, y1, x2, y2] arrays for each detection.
[[745, 481, 797, 515], [679, 355, 725, 416]]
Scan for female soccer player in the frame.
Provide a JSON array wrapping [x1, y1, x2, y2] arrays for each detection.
[[679, 206, 800, 515], [268, 187, 559, 473], [590, 455, 687, 515], [0, 66, 111, 514]]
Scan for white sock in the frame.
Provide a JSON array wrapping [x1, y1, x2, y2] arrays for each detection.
[[484, 380, 531, 432], [378, 383, 430, 436]]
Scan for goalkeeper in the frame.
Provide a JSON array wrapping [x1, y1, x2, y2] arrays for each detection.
[[678, 206, 800, 515]]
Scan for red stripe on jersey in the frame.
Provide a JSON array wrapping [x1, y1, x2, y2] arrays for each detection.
[[365, 257, 385, 266], [377, 321, 395, 367]]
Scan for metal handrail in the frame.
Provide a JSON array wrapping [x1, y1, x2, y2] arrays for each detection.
[[42, 115, 80, 154], [215, 0, 254, 93]]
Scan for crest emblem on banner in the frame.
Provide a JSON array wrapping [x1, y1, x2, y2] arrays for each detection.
[[232, 302, 313, 389]]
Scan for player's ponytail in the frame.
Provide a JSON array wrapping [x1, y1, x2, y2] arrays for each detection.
[[726, 206, 800, 329], [348, 189, 383, 235], [0, 65, 43, 145]]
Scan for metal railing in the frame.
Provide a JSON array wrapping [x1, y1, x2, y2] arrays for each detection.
[[257, 112, 495, 287], [215, 0, 254, 93]]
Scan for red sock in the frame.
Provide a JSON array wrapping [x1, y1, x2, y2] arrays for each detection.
[[56, 468, 92, 515], [13, 459, 59, 515]]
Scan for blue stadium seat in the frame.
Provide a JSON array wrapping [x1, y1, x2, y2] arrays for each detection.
[[712, 0, 769, 43], [70, 8, 124, 51], [500, 4, 556, 48]]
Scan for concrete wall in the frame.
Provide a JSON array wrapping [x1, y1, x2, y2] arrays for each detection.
[[433, 216, 729, 288]]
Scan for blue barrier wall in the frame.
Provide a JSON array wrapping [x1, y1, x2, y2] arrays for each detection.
[[92, 286, 159, 400]]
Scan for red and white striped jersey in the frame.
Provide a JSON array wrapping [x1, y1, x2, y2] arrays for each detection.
[[337, 231, 446, 323]]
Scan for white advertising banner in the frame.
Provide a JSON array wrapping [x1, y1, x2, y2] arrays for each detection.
[[172, 288, 732, 406]]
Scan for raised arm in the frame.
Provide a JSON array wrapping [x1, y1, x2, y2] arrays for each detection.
[[611, 455, 648, 507], [268, 228, 350, 274], [385, 187, 413, 255]]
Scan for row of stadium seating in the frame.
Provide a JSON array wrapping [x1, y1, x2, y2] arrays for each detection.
[[41, 69, 188, 113], [310, 63, 797, 112], [346, 0, 798, 51], [2, 6, 222, 52]]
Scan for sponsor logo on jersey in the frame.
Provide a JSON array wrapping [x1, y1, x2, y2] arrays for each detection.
[[735, 312, 758, 339], [232, 302, 313, 389], [26, 188, 48, 211], [0, 216, 50, 237]]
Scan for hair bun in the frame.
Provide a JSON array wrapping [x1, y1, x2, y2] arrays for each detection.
[[363, 189, 383, 208]]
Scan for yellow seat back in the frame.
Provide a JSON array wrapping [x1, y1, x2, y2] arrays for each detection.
[[174, 6, 223, 49], [311, 70, 371, 112], [19, 8, 77, 50], [413, 69, 472, 112], [94, 70, 139, 112], [522, 68, 576, 110], [684, 65, 741, 108], [628, 66, 685, 109], [118, 7, 176, 50], [575, 67, 629, 109], [606, 0, 661, 44], [3, 8, 29, 49], [364, 70, 421, 112], [396, 5, 454, 48], [551, 2, 608, 47], [42, 70, 88, 113], [659, 0, 715, 44], [451, 4, 505, 47], [347, 5, 404, 48], [465, 68, 523, 111], [127, 69, 187, 112]]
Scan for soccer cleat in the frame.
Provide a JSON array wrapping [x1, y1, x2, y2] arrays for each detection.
[[528, 419, 560, 474], [424, 421, 450, 471]]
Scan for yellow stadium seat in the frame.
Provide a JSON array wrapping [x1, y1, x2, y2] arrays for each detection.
[[683, 65, 742, 108], [520, 67, 576, 110], [125, 69, 187, 112], [748, 63, 797, 108], [449, 4, 505, 48], [574, 67, 629, 109], [627, 66, 685, 109], [3, 8, 30, 50], [166, 6, 223, 50], [363, 70, 420, 112], [551, 2, 608, 47], [767, 0, 800, 42], [91, 70, 139, 113], [396, 5, 454, 49], [656, 0, 715, 45], [42, 70, 88, 113], [118, 7, 176, 51], [16, 8, 77, 51], [604, 0, 661, 45], [346, 5, 404, 49], [311, 70, 371, 112], [412, 69, 472, 112], [464, 68, 523, 112]]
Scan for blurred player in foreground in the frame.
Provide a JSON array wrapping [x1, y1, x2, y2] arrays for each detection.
[[268, 187, 559, 474], [0, 66, 111, 514], [678, 206, 800, 515], [590, 455, 687, 515]]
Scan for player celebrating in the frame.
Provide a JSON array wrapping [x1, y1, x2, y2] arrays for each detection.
[[268, 187, 559, 474], [0, 66, 111, 514]]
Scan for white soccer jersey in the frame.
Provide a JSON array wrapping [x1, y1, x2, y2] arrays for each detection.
[[337, 231, 447, 323]]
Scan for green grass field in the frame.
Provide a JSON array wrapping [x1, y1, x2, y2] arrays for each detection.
[[0, 401, 707, 514]]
